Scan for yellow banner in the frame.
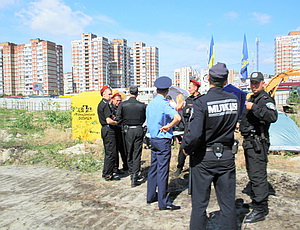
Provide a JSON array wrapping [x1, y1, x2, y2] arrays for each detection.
[[72, 91, 102, 141]]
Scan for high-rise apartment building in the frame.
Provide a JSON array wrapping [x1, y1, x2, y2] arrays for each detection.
[[132, 42, 159, 87], [0, 49, 3, 95], [63, 72, 73, 94], [228, 69, 240, 85], [71, 34, 132, 93], [275, 31, 300, 74], [0, 42, 15, 95], [174, 67, 200, 91], [109, 39, 131, 88], [0, 39, 63, 96], [72, 33, 110, 93]]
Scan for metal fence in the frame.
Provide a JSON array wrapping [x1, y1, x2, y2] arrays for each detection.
[[0, 98, 72, 111]]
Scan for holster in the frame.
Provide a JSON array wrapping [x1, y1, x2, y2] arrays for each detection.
[[252, 136, 261, 152], [232, 139, 239, 154], [243, 135, 261, 153], [142, 126, 147, 137]]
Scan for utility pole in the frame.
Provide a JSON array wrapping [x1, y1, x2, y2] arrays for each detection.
[[256, 38, 260, 72]]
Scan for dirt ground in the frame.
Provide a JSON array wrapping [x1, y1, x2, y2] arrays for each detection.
[[0, 146, 299, 230]]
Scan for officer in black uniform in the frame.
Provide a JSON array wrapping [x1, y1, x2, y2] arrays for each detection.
[[111, 92, 128, 173], [116, 86, 146, 187], [181, 62, 239, 230], [239, 72, 278, 223], [174, 79, 201, 176], [97, 85, 120, 181]]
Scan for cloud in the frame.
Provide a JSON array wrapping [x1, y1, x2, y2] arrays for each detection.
[[16, 0, 92, 36], [251, 12, 271, 25], [225, 11, 239, 19], [0, 0, 19, 8], [94, 15, 117, 26], [115, 30, 209, 76]]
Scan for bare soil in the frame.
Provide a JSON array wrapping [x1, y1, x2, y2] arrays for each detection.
[[0, 146, 299, 230]]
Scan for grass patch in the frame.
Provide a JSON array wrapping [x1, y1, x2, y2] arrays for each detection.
[[3, 148, 104, 173], [0, 108, 298, 174], [0, 108, 104, 173]]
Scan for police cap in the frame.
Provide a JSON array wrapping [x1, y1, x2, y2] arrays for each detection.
[[250, 72, 264, 82], [154, 76, 172, 89], [209, 62, 228, 81]]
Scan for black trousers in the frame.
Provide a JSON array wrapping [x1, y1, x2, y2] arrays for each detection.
[[115, 127, 128, 170], [243, 139, 269, 203], [190, 151, 237, 230], [101, 126, 117, 178], [124, 127, 144, 176], [177, 148, 187, 169]]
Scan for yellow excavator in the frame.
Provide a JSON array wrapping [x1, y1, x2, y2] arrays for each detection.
[[264, 68, 300, 113]]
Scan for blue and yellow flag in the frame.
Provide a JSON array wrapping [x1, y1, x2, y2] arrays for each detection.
[[241, 34, 249, 79], [208, 36, 215, 68]]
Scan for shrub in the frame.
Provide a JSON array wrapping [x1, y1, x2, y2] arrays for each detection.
[[45, 110, 72, 128], [14, 111, 35, 130]]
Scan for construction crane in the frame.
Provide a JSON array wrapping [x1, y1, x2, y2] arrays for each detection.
[[265, 68, 300, 97], [265, 69, 300, 113]]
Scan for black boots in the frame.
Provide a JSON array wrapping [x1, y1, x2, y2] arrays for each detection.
[[244, 201, 268, 223], [174, 167, 182, 176], [131, 174, 142, 187]]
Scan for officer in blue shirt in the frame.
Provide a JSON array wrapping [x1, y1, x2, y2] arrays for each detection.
[[146, 76, 182, 210]]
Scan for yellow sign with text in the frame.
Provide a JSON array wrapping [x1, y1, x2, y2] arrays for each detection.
[[72, 91, 102, 141]]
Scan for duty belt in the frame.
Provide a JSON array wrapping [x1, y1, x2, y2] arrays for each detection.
[[102, 124, 113, 128], [206, 146, 231, 152], [127, 125, 142, 129]]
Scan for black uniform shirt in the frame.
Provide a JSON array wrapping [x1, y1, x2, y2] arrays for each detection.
[[181, 87, 239, 154], [183, 94, 196, 121], [181, 93, 203, 132], [97, 98, 113, 126], [110, 103, 118, 116], [116, 97, 146, 126], [240, 90, 278, 138]]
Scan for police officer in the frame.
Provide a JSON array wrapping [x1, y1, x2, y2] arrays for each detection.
[[181, 63, 239, 229], [146, 76, 182, 210], [111, 92, 128, 174], [116, 86, 146, 187], [174, 79, 201, 176], [239, 72, 278, 223], [97, 85, 120, 181]]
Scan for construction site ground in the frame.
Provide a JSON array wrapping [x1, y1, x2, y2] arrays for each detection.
[[0, 147, 299, 230]]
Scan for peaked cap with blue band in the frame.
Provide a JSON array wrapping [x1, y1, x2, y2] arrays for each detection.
[[154, 76, 172, 89]]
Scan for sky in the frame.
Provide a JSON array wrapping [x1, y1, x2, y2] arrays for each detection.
[[1, 0, 300, 77]]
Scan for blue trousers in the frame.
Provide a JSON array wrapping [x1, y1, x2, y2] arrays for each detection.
[[147, 138, 172, 209]]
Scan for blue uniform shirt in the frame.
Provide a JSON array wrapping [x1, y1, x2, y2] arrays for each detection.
[[146, 94, 178, 139]]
